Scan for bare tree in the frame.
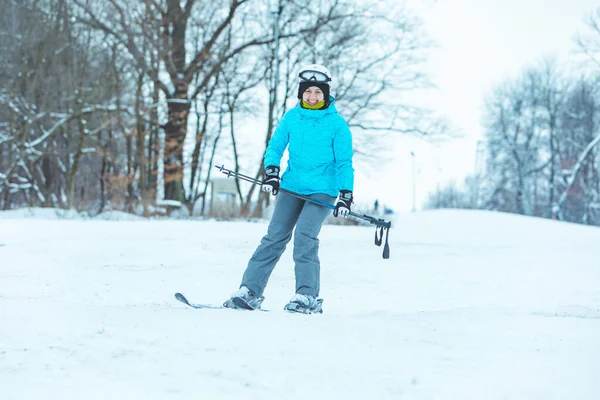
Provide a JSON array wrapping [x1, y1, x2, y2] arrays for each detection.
[[533, 59, 566, 218], [424, 180, 472, 210], [469, 65, 600, 225], [245, 0, 440, 217], [553, 77, 600, 223], [424, 11, 600, 226], [577, 7, 600, 69], [72, 0, 340, 205], [0, 0, 132, 212], [482, 69, 550, 215], [1, 0, 445, 218]]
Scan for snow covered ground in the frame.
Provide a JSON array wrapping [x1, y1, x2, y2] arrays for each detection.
[[1, 208, 599, 399]]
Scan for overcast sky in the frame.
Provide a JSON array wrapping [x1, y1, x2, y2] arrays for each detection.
[[366, 0, 598, 212]]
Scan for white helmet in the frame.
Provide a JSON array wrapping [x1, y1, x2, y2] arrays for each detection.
[[297, 64, 332, 86]]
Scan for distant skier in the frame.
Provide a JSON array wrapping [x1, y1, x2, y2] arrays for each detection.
[[224, 64, 355, 314]]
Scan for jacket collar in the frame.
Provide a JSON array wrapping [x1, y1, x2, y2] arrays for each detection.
[[296, 96, 337, 119]]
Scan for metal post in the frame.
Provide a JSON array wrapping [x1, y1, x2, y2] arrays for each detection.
[[411, 151, 416, 212]]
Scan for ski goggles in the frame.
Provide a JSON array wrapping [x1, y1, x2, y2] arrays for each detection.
[[298, 70, 331, 83]]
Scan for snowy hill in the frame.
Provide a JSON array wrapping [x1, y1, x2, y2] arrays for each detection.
[[1, 209, 599, 399]]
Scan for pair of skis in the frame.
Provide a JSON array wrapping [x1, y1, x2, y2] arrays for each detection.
[[174, 292, 322, 314]]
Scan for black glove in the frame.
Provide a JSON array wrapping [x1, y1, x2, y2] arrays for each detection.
[[261, 165, 280, 196], [333, 190, 353, 218]]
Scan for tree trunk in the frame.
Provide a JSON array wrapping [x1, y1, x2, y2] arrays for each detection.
[[99, 139, 108, 214], [163, 86, 190, 202], [148, 83, 160, 205], [135, 72, 149, 216], [201, 109, 224, 216], [189, 93, 209, 205], [162, 0, 190, 203], [66, 116, 85, 210]]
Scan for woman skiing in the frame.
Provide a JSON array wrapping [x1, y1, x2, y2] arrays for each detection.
[[224, 64, 355, 314]]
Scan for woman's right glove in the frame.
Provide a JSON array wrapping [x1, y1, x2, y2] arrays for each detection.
[[333, 190, 353, 218], [261, 165, 280, 196]]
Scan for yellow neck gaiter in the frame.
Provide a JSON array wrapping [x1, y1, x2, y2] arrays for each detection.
[[301, 99, 326, 110]]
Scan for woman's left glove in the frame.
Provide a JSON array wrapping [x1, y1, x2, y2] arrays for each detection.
[[333, 190, 353, 218], [262, 165, 280, 195]]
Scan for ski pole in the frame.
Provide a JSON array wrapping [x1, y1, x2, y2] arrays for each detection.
[[214, 164, 391, 259]]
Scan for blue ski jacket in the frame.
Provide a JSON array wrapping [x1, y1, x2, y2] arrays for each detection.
[[264, 98, 354, 197]]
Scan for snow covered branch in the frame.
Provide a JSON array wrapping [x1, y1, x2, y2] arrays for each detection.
[[29, 104, 131, 147]]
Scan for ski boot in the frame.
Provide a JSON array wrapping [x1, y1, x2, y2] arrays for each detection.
[[284, 294, 323, 314], [223, 286, 265, 310]]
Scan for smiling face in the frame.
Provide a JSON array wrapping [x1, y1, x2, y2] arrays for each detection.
[[302, 86, 325, 106]]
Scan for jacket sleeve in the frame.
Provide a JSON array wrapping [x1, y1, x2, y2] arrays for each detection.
[[333, 116, 354, 192], [264, 112, 290, 169]]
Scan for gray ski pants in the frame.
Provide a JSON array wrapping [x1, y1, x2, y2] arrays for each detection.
[[241, 191, 336, 298]]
